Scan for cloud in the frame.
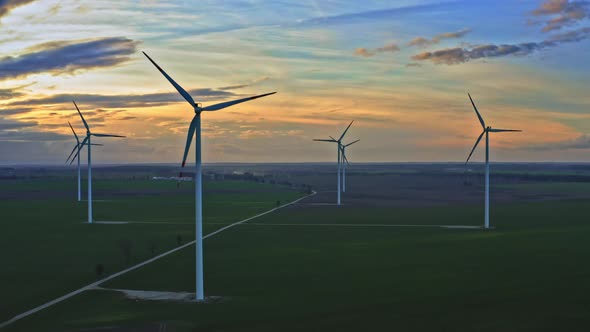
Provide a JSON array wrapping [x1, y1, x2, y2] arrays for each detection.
[[354, 48, 374, 57], [0, 0, 35, 20], [298, 2, 457, 26], [218, 76, 270, 90], [353, 43, 400, 57], [0, 87, 23, 100], [528, 134, 590, 150], [0, 130, 69, 142], [117, 116, 137, 121], [6, 88, 238, 110], [411, 27, 590, 64], [0, 37, 139, 81], [531, 0, 590, 32], [0, 118, 70, 142], [0, 119, 36, 130], [408, 28, 471, 47], [0, 107, 34, 116]]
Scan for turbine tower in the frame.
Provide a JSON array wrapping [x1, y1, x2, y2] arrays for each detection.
[[465, 93, 521, 229], [65, 121, 102, 202], [340, 139, 359, 193], [71, 101, 125, 223], [143, 51, 276, 301], [313, 121, 354, 205]]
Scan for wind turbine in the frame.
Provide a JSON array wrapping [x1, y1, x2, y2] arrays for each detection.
[[465, 93, 521, 229], [65, 121, 102, 202], [142, 51, 276, 301], [71, 101, 125, 224], [340, 139, 359, 193], [313, 121, 354, 205]]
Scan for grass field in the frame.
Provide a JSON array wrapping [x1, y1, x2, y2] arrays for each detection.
[[0, 178, 303, 325], [3, 176, 590, 331], [3, 170, 590, 332]]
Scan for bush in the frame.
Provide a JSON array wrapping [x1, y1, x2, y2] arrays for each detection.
[[119, 238, 133, 266], [95, 264, 104, 277], [148, 242, 157, 255]]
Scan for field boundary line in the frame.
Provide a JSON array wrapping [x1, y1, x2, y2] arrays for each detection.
[[242, 223, 481, 229], [0, 191, 316, 329]]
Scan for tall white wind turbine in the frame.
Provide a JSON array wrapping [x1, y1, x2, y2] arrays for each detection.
[[142, 51, 276, 301], [65, 121, 102, 202], [71, 101, 125, 224], [313, 121, 354, 205], [465, 93, 521, 229], [340, 139, 359, 193]]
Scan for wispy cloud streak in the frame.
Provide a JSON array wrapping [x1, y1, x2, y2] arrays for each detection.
[[0, 37, 139, 80]]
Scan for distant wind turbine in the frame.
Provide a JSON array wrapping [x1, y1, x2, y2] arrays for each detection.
[[313, 121, 354, 205], [465, 93, 521, 229], [65, 121, 102, 202], [340, 139, 359, 193], [71, 101, 125, 224], [142, 51, 276, 301]]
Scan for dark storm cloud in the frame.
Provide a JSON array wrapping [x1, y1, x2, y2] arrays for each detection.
[[0, 37, 139, 80], [411, 27, 590, 65], [0, 0, 35, 19], [531, 0, 590, 32]]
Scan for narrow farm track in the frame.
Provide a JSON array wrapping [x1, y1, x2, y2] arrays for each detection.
[[0, 191, 316, 329]]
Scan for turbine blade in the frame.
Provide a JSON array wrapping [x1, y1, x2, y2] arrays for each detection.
[[91, 133, 126, 137], [465, 131, 485, 165], [143, 51, 196, 107], [343, 153, 350, 166], [181, 115, 198, 168], [468, 93, 485, 129], [313, 139, 337, 142], [202, 92, 276, 111], [489, 128, 522, 132], [345, 139, 360, 147], [67, 121, 80, 143], [70, 137, 88, 165], [73, 101, 89, 131], [66, 144, 79, 163], [338, 120, 354, 141], [87, 143, 104, 146]]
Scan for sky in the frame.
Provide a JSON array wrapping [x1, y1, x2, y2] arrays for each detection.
[[0, 0, 589, 164]]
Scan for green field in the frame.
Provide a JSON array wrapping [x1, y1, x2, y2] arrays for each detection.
[[498, 181, 590, 193], [0, 179, 303, 325], [2, 176, 590, 331]]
